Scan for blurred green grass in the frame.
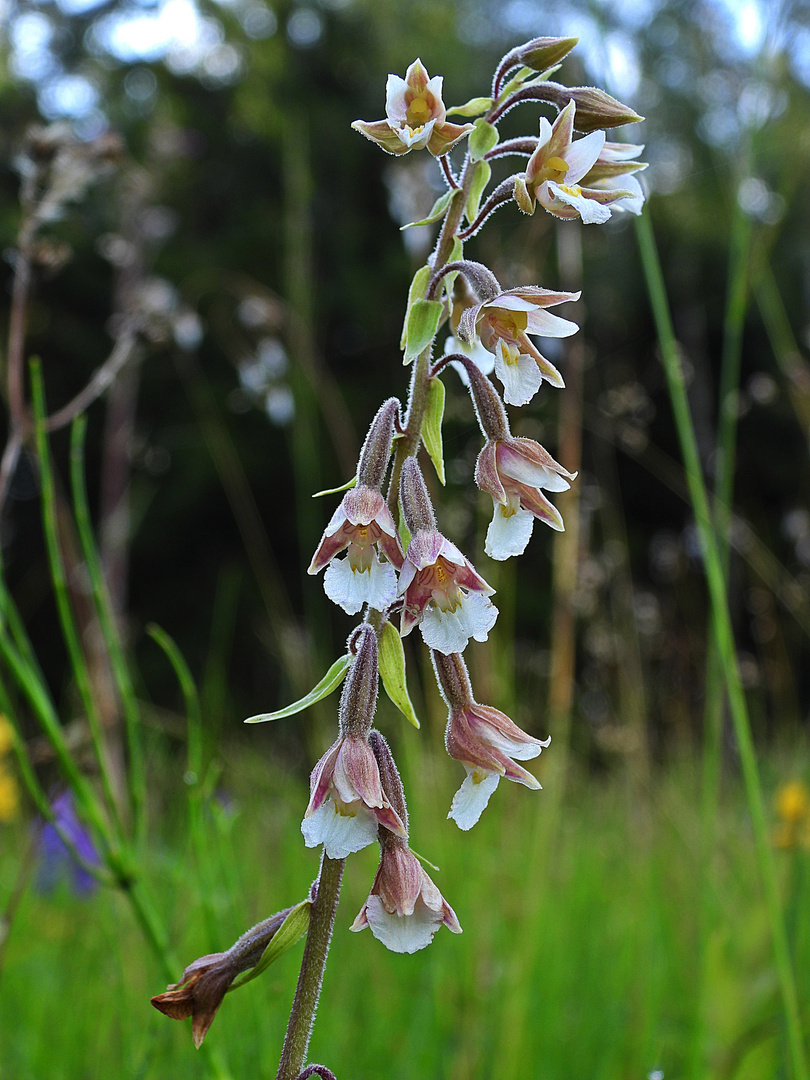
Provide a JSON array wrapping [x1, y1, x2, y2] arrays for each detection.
[[2, 738, 807, 1080]]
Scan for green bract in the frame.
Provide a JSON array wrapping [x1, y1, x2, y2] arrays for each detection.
[[378, 621, 420, 729], [229, 901, 313, 990], [244, 654, 352, 723], [403, 299, 443, 365], [445, 96, 493, 118], [401, 188, 460, 229], [468, 119, 499, 163], [422, 376, 446, 485], [466, 160, 491, 224]]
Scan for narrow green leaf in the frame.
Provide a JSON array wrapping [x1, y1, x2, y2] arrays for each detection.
[[401, 189, 459, 229], [244, 654, 352, 723], [446, 96, 493, 118], [403, 299, 443, 365], [312, 475, 357, 499], [422, 376, 446, 485], [378, 621, 420, 729], [229, 900, 312, 991], [468, 119, 499, 163], [466, 160, 491, 224], [400, 264, 432, 350]]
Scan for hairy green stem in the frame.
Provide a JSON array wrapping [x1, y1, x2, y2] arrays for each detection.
[[276, 855, 344, 1080], [635, 212, 808, 1080]]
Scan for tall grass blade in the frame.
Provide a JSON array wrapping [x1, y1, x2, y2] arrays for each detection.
[[635, 211, 808, 1080]]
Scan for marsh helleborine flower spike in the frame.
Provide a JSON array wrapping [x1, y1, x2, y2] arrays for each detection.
[[309, 399, 404, 614], [301, 626, 407, 858], [398, 458, 497, 655], [350, 732, 462, 953], [352, 58, 474, 157], [457, 285, 580, 407], [433, 651, 550, 830], [514, 101, 635, 224]]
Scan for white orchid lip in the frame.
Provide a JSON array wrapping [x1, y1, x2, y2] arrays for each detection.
[[350, 839, 462, 953]]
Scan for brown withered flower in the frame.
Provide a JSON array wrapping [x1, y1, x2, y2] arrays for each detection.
[[151, 909, 292, 1047]]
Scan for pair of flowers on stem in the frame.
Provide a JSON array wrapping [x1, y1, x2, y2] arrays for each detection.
[[301, 622, 548, 956]]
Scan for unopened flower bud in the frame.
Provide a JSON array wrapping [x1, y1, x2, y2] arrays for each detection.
[[369, 730, 408, 835], [493, 37, 579, 97], [339, 624, 379, 739], [399, 457, 436, 533], [537, 83, 644, 132], [357, 397, 401, 490]]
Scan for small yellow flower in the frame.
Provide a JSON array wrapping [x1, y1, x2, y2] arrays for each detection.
[[773, 780, 810, 850], [0, 765, 20, 823], [775, 780, 809, 824]]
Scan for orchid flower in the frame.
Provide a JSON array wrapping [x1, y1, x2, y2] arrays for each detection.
[[352, 59, 474, 157], [514, 101, 635, 223], [475, 437, 576, 560], [457, 286, 580, 406]]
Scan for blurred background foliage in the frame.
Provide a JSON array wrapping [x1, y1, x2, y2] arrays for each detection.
[[1, 0, 810, 1076]]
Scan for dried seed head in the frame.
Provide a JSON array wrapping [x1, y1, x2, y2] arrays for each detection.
[[357, 397, 401, 490], [399, 457, 436, 533], [340, 624, 379, 738]]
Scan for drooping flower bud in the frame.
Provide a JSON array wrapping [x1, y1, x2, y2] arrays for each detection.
[[151, 909, 294, 1047], [536, 83, 644, 133], [492, 36, 579, 97]]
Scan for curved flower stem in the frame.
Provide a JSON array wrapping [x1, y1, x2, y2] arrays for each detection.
[[440, 154, 459, 190], [458, 179, 517, 242], [276, 855, 345, 1080]]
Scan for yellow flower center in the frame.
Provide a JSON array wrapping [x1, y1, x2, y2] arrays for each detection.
[[406, 96, 431, 127], [558, 184, 583, 198], [536, 155, 570, 185]]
